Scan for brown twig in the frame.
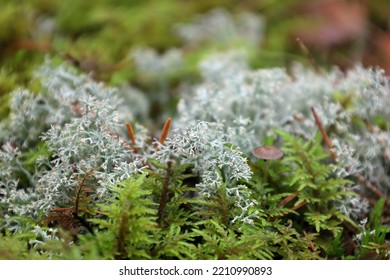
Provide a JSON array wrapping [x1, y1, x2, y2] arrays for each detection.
[[311, 106, 338, 162], [354, 173, 384, 198], [75, 171, 90, 216], [157, 161, 172, 227], [303, 230, 318, 253], [296, 38, 324, 75], [291, 201, 307, 211], [117, 210, 128, 259], [125, 122, 138, 153], [277, 192, 299, 208], [159, 118, 172, 145], [364, 120, 390, 162], [269, 200, 307, 222], [382, 216, 390, 224], [311, 107, 384, 199]]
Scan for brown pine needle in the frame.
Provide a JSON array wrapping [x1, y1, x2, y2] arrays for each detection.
[[354, 173, 384, 198], [311, 108, 384, 199], [269, 199, 307, 222], [364, 120, 390, 162], [303, 230, 318, 253], [277, 192, 299, 208], [291, 201, 307, 211], [125, 122, 137, 146], [311, 106, 338, 162], [296, 38, 323, 75], [159, 117, 172, 145]]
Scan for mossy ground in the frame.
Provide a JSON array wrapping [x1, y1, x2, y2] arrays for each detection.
[[0, 0, 389, 260]]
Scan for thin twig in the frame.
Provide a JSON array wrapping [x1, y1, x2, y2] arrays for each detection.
[[75, 167, 98, 216], [117, 210, 128, 259], [364, 120, 390, 162], [159, 118, 172, 145], [291, 201, 307, 211], [277, 192, 299, 208], [303, 230, 318, 253], [354, 173, 384, 198], [75, 173, 89, 216], [157, 161, 172, 227], [125, 122, 138, 153], [382, 216, 390, 224], [270, 200, 307, 222], [311, 106, 338, 162], [296, 38, 324, 75], [311, 107, 384, 199]]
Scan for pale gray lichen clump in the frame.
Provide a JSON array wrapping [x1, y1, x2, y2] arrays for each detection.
[[0, 61, 147, 229], [1, 47, 389, 228], [175, 50, 390, 217]]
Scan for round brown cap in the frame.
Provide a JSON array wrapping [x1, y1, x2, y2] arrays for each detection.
[[251, 145, 284, 160]]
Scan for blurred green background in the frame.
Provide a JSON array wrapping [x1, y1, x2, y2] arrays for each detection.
[[1, 0, 389, 112]]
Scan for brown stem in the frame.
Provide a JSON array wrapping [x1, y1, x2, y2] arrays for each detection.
[[382, 216, 390, 224], [75, 169, 94, 216], [157, 161, 172, 226], [296, 38, 323, 75], [311, 106, 338, 162], [159, 118, 172, 145], [311, 107, 384, 200], [364, 120, 390, 162], [303, 230, 318, 253], [277, 192, 299, 208], [117, 211, 128, 259], [354, 173, 384, 198], [291, 201, 307, 211], [125, 122, 138, 153], [270, 200, 307, 222]]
